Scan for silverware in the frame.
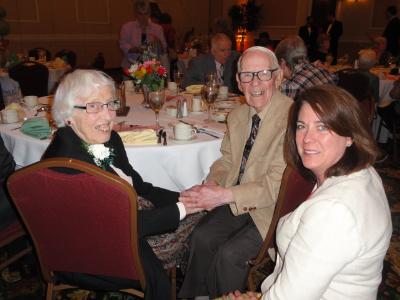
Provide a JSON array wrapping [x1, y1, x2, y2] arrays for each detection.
[[162, 131, 167, 146], [157, 129, 163, 144], [178, 120, 221, 139]]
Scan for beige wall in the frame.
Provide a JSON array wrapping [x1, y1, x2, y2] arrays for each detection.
[[0, 0, 213, 68], [1, 0, 400, 67]]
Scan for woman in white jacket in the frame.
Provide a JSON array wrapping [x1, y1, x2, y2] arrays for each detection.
[[227, 84, 392, 300]]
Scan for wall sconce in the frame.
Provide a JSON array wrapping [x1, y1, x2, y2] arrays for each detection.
[[235, 27, 248, 52]]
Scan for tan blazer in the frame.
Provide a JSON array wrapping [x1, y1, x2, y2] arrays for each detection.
[[207, 91, 293, 238]]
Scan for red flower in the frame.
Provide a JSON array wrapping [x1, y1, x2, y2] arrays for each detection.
[[157, 66, 166, 76], [123, 68, 131, 76], [146, 66, 153, 74]]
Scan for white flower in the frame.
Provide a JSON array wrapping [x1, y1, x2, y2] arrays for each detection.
[[129, 63, 139, 73], [87, 144, 111, 166]]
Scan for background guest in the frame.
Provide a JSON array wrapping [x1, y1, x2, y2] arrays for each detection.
[[227, 84, 392, 300], [0, 136, 17, 230], [275, 36, 336, 100], [178, 46, 292, 299], [43, 69, 200, 300], [298, 16, 318, 55], [309, 33, 330, 63], [357, 48, 379, 104], [373, 36, 392, 66], [119, 0, 167, 69], [324, 12, 343, 65], [254, 31, 274, 51], [181, 33, 239, 92], [383, 5, 400, 57]]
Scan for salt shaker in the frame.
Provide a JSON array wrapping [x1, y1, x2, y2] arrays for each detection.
[[182, 99, 188, 117], [176, 99, 183, 118]]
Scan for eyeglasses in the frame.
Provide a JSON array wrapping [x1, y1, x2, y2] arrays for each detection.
[[73, 100, 121, 113], [238, 69, 278, 83]]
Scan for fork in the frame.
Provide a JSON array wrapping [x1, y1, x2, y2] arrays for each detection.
[[162, 131, 167, 146]]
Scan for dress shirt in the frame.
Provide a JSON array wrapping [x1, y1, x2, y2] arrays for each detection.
[[280, 62, 337, 100]]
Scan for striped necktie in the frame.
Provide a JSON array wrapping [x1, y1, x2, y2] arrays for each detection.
[[237, 114, 261, 184], [218, 64, 224, 85]]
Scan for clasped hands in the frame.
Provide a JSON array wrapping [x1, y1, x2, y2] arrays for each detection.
[[179, 181, 233, 214]]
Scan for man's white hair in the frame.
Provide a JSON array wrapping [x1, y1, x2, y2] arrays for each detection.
[[237, 46, 279, 73]]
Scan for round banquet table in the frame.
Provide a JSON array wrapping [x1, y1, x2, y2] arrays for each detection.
[[0, 91, 226, 192]]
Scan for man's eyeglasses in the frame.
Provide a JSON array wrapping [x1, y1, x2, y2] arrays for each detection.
[[73, 100, 121, 113], [238, 69, 278, 83]]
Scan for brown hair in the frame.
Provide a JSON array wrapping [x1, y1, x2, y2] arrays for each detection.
[[285, 84, 379, 180]]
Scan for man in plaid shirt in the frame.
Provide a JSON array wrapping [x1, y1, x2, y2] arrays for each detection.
[[275, 36, 337, 100]]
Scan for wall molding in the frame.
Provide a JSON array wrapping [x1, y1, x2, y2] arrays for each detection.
[[6, 0, 40, 23], [8, 33, 118, 42], [74, 0, 110, 24]]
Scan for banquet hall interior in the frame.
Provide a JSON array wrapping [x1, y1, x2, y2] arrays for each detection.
[[0, 0, 399, 299]]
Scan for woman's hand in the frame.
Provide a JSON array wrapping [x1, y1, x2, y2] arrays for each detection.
[[222, 290, 260, 300]]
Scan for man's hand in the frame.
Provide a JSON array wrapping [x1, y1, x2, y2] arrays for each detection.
[[179, 184, 233, 211]]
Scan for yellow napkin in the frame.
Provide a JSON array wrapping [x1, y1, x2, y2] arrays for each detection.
[[52, 57, 67, 68], [185, 84, 203, 94], [118, 129, 157, 145]]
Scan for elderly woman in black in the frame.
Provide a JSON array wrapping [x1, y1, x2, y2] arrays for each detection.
[[43, 69, 200, 300]]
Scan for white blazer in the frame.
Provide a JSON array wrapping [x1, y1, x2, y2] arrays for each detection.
[[261, 167, 392, 300]]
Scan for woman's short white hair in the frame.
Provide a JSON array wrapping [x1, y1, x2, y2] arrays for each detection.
[[52, 69, 116, 128], [237, 46, 279, 73]]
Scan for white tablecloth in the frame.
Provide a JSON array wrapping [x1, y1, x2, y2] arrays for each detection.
[[0, 92, 226, 191]]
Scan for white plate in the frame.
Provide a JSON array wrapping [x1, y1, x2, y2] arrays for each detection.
[[190, 111, 204, 115], [215, 101, 237, 109], [169, 135, 197, 143]]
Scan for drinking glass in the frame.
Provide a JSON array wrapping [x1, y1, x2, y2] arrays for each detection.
[[205, 73, 218, 86], [174, 71, 184, 94], [149, 89, 165, 130], [202, 84, 219, 122]]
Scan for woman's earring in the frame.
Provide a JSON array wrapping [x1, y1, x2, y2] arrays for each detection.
[[67, 120, 71, 125]]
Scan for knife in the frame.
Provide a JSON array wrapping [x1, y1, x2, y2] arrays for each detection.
[[179, 120, 222, 139]]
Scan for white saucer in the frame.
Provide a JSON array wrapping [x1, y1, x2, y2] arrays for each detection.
[[190, 111, 204, 115], [169, 135, 197, 143]]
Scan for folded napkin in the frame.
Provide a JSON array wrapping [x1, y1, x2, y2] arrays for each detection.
[[21, 118, 51, 139], [118, 129, 157, 145]]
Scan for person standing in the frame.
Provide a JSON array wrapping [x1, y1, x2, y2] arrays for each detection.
[[298, 16, 318, 54], [119, 0, 167, 69], [383, 5, 400, 57], [324, 12, 343, 65]]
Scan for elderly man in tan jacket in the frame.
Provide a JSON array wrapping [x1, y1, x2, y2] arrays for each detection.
[[178, 46, 293, 299]]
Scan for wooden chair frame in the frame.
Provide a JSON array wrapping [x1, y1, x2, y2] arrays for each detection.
[[0, 222, 32, 271], [8, 158, 148, 299]]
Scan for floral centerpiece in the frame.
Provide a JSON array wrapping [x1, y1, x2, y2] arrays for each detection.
[[124, 59, 167, 108], [125, 59, 167, 91]]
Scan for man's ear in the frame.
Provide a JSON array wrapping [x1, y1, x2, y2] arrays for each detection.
[[274, 69, 283, 89], [236, 73, 243, 92]]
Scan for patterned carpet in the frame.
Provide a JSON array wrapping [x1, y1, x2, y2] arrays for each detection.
[[0, 158, 399, 300]]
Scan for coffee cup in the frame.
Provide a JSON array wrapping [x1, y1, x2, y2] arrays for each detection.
[[192, 96, 202, 112], [166, 106, 177, 117], [173, 123, 196, 140], [23, 95, 38, 107], [1, 109, 19, 124], [123, 80, 134, 91], [168, 82, 177, 95], [219, 85, 228, 99]]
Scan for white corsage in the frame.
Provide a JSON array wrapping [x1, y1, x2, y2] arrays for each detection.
[[84, 143, 115, 169]]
